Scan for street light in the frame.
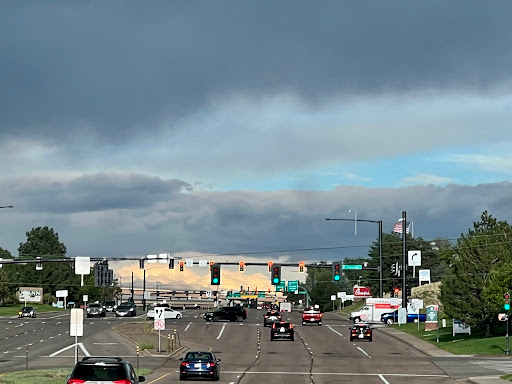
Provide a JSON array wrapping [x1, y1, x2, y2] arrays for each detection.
[[349, 209, 357, 236], [325, 217, 383, 298], [0, 206, 14, 209]]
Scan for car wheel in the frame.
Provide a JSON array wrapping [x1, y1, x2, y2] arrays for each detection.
[[318, 322, 322, 326], [213, 374, 220, 381], [350, 337, 353, 341], [176, 314, 182, 319], [386, 318, 394, 325], [236, 316, 243, 322], [270, 334, 274, 341], [180, 374, 187, 381], [87, 314, 90, 318], [302, 321, 306, 325], [353, 317, 360, 323], [290, 334, 294, 341], [368, 336, 373, 342]]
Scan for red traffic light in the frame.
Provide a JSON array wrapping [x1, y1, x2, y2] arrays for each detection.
[[394, 287, 399, 293], [505, 293, 510, 300]]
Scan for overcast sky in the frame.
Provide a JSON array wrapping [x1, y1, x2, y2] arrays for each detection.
[[0, 1, 511, 290]]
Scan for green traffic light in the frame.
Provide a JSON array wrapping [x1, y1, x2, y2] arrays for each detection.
[[505, 304, 510, 311], [334, 275, 340, 281], [212, 278, 219, 284], [273, 277, 279, 284]]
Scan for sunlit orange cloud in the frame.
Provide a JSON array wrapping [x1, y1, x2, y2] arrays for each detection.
[[114, 252, 307, 291]]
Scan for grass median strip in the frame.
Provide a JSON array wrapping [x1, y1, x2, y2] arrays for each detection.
[[0, 368, 152, 384]]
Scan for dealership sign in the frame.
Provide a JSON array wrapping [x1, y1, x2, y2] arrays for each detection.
[[353, 287, 372, 297], [18, 287, 43, 303]]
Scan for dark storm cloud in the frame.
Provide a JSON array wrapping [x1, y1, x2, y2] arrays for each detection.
[[1, 174, 511, 258], [0, 1, 510, 141], [6, 173, 191, 213]]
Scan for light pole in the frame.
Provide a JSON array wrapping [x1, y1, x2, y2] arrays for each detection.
[[325, 218, 383, 298], [349, 209, 357, 236]]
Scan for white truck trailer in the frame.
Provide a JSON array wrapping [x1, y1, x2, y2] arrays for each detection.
[[349, 298, 401, 323], [279, 302, 292, 312]]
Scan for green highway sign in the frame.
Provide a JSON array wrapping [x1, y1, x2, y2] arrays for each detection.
[[276, 281, 286, 292], [287, 280, 298, 292], [342, 265, 362, 270]]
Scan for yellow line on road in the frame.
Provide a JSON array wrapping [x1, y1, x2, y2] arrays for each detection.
[[147, 372, 172, 383]]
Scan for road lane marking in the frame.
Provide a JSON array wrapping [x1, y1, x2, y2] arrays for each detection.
[[216, 324, 226, 339], [184, 322, 192, 332], [49, 342, 90, 357], [327, 325, 344, 337], [357, 346, 371, 358], [221, 371, 449, 377], [145, 372, 172, 384], [378, 374, 390, 384]]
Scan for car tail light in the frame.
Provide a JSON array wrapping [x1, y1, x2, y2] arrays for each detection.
[[67, 379, 86, 384], [272, 323, 276, 329], [207, 362, 216, 368], [289, 324, 293, 329], [112, 380, 131, 384]]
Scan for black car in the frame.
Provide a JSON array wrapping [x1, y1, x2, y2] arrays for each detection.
[[104, 300, 117, 312], [87, 303, 106, 318], [18, 306, 36, 318], [116, 302, 137, 317], [203, 306, 246, 322], [66, 356, 145, 384], [350, 324, 373, 341], [270, 321, 294, 341], [179, 351, 220, 381], [263, 310, 282, 327]]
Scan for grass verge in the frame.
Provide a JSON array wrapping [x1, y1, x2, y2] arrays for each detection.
[[0, 368, 152, 384], [390, 321, 511, 356], [0, 304, 66, 317]]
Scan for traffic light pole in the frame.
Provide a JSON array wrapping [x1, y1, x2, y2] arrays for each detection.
[[402, 210, 407, 309], [325, 218, 383, 297], [506, 316, 510, 355]]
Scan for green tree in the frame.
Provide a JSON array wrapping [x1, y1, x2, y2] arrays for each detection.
[[304, 263, 351, 311], [343, 233, 449, 297], [8, 227, 83, 303], [0, 248, 14, 305], [440, 211, 512, 337]]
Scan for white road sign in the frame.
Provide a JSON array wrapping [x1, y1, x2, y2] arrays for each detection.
[[154, 307, 165, 320], [74, 256, 91, 275], [70, 308, 84, 337], [198, 260, 208, 268], [408, 250, 422, 267], [154, 318, 165, 331], [185, 258, 194, 267]]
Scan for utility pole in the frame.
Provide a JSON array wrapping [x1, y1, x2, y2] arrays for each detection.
[[131, 272, 134, 302]]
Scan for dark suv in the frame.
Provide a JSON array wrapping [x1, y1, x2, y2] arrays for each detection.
[[66, 356, 145, 383], [203, 306, 247, 322]]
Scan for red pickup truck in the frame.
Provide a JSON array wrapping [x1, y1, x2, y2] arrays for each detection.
[[302, 307, 323, 325]]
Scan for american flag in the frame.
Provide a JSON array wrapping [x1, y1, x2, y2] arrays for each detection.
[[393, 219, 410, 234]]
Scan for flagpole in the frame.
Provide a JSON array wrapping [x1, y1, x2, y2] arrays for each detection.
[[402, 210, 407, 309]]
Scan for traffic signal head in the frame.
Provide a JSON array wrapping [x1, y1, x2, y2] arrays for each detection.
[[139, 259, 145, 269], [299, 261, 305, 273], [332, 261, 341, 282], [209, 261, 214, 270], [168, 259, 174, 269], [268, 261, 273, 272], [211, 264, 221, 285], [239, 261, 245, 272], [179, 261, 184, 272], [271, 264, 281, 285], [505, 293, 510, 311], [394, 287, 400, 297]]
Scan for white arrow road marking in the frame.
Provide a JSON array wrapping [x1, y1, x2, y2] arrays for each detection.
[[216, 324, 226, 340], [49, 343, 90, 357]]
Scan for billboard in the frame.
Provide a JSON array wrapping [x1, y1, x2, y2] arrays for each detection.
[[18, 287, 43, 303]]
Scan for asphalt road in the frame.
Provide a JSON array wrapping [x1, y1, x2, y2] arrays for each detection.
[[1, 308, 511, 383]]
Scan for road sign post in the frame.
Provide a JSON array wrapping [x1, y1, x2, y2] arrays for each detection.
[[154, 307, 166, 353]]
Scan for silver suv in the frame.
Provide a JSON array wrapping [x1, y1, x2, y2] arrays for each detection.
[[87, 303, 106, 318], [67, 356, 145, 383]]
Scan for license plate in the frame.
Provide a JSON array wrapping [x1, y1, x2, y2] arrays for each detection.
[[309, 319, 315, 321], [194, 363, 201, 368], [359, 334, 364, 338]]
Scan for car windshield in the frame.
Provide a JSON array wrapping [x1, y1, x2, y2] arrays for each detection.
[[105, 301, 115, 306], [89, 304, 101, 308], [73, 365, 125, 381], [22, 307, 33, 312], [185, 352, 213, 360]]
